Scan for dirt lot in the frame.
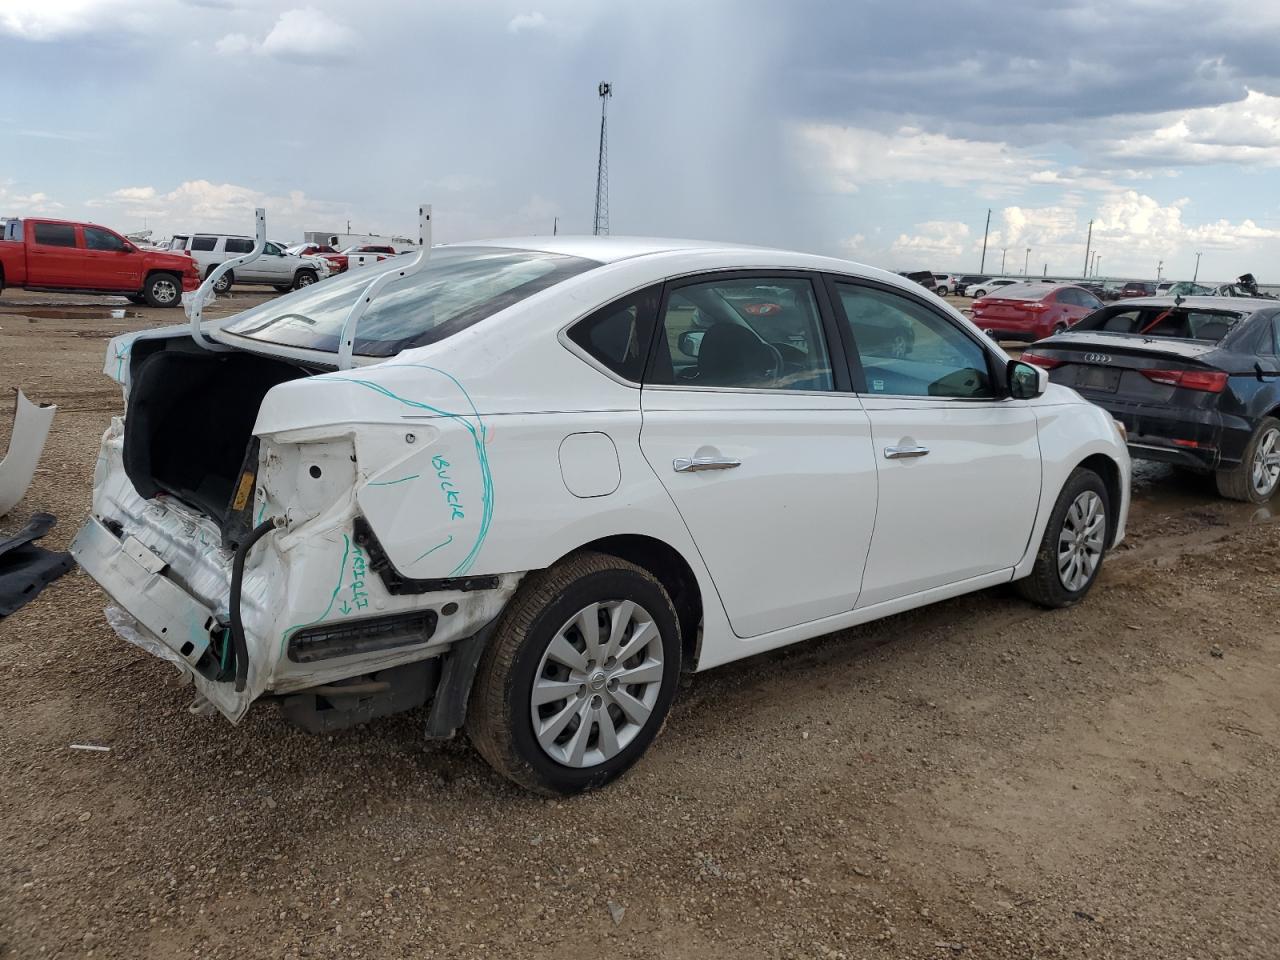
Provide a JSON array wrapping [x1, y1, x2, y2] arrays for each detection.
[[1, 289, 1277, 959]]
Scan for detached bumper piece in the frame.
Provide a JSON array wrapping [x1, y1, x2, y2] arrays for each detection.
[[0, 512, 73, 618], [287, 609, 439, 663]]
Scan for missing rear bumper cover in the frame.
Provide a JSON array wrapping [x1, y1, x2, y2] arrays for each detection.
[[287, 608, 439, 663]]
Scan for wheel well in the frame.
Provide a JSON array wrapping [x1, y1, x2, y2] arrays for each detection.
[[1078, 453, 1122, 547], [573, 534, 703, 669]]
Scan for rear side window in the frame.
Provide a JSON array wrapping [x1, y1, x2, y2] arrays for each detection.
[[190, 236, 217, 252], [84, 227, 126, 252], [33, 222, 76, 247], [567, 285, 661, 382], [224, 238, 254, 255]]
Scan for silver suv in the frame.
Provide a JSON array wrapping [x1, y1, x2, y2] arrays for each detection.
[[176, 234, 330, 293]]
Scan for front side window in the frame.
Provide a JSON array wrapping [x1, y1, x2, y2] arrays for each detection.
[[567, 285, 661, 382], [647, 276, 834, 391], [836, 283, 995, 399], [84, 227, 126, 252], [264, 241, 283, 256], [223, 246, 599, 357], [32, 222, 76, 247]]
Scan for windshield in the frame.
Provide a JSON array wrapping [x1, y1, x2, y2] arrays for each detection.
[[1076, 305, 1244, 342], [221, 246, 599, 356]]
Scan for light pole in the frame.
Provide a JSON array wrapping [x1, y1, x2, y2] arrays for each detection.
[[1001, 248, 1007, 272], [1193, 251, 1202, 283], [1096, 256, 1101, 278], [1156, 259, 1164, 283], [1024, 247, 1031, 275], [979, 208, 991, 273]]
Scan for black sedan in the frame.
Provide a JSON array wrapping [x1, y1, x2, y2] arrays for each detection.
[[1022, 296, 1280, 502]]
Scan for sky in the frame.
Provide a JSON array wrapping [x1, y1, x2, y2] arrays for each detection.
[[4, 0, 1280, 281]]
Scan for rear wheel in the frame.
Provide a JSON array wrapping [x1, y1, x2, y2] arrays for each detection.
[[467, 552, 681, 795], [1015, 467, 1110, 608], [273, 284, 293, 293], [207, 268, 233, 294], [1216, 417, 1280, 503], [142, 273, 181, 308]]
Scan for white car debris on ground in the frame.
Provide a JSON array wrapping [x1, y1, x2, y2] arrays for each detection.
[[70, 236, 1130, 794], [0, 389, 57, 517]]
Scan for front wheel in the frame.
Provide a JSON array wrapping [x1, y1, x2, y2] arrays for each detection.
[[1015, 467, 1110, 608], [292, 269, 318, 289], [142, 273, 182, 308], [973, 288, 988, 298], [467, 552, 681, 795], [1216, 417, 1280, 503]]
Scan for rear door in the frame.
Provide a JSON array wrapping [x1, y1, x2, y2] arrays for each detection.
[[25, 221, 81, 286], [638, 271, 879, 639], [81, 225, 141, 290], [829, 278, 1042, 606], [223, 237, 261, 280]]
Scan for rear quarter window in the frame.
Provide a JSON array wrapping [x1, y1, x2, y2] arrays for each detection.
[[567, 285, 662, 382]]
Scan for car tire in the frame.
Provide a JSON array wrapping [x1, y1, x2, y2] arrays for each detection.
[[207, 268, 233, 294], [467, 551, 682, 795], [273, 284, 293, 293], [142, 272, 182, 308], [292, 269, 318, 290], [1215, 416, 1280, 503], [126, 294, 147, 305], [1015, 467, 1110, 609], [974, 288, 988, 298]]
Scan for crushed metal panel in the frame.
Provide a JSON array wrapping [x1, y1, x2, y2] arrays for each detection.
[[0, 389, 57, 518]]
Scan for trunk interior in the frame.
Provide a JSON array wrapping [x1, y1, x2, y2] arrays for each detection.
[[123, 343, 314, 525]]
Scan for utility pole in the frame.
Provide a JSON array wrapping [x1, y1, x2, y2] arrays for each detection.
[[1043, 263, 1048, 276], [1001, 247, 1007, 272], [1096, 255, 1101, 278], [1091, 251, 1100, 276], [1193, 251, 1202, 282], [593, 81, 612, 236], [1082, 218, 1093, 279], [553, 216, 558, 236], [979, 208, 991, 273], [1024, 247, 1031, 275], [1156, 259, 1164, 283]]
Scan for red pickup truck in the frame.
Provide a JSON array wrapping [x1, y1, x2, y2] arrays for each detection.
[[0, 218, 200, 307]]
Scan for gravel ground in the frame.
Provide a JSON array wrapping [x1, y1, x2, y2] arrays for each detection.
[[1, 289, 1277, 959]]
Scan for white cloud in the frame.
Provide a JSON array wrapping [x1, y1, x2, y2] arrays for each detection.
[[507, 11, 548, 34], [890, 221, 971, 262], [0, 0, 170, 40], [796, 123, 1046, 194], [88, 179, 348, 240], [1100, 90, 1280, 168], [0, 182, 63, 215], [216, 7, 356, 64]]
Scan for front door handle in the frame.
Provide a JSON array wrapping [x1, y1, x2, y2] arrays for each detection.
[[673, 456, 742, 473], [884, 444, 930, 460]]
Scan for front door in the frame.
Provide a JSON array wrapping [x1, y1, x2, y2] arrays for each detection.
[[829, 279, 1042, 607], [81, 225, 140, 291], [638, 272, 878, 639]]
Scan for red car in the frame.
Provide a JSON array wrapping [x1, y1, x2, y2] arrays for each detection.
[[0, 218, 200, 307], [969, 283, 1103, 342]]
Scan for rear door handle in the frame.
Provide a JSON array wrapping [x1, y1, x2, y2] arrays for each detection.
[[673, 456, 742, 473], [884, 445, 929, 460]]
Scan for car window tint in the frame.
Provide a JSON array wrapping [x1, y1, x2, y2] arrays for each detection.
[[567, 285, 661, 382], [264, 242, 282, 255], [84, 227, 126, 252], [647, 277, 834, 391], [1272, 316, 1280, 355], [190, 236, 217, 252], [225, 238, 254, 255], [836, 283, 994, 399], [32, 222, 76, 247]]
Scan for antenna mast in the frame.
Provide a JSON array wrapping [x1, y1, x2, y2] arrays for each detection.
[[593, 81, 612, 236]]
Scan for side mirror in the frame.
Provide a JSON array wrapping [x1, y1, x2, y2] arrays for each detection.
[[678, 329, 704, 359], [1007, 359, 1047, 399], [121, 242, 136, 253]]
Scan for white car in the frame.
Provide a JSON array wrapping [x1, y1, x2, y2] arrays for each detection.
[[177, 234, 330, 293], [969, 277, 1023, 298], [72, 237, 1130, 794]]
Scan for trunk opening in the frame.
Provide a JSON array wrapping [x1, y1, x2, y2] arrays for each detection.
[[123, 345, 313, 525]]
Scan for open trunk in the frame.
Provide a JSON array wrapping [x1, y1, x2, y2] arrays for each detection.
[[122, 343, 314, 527]]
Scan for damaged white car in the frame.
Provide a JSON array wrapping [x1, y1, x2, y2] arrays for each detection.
[[72, 236, 1130, 794]]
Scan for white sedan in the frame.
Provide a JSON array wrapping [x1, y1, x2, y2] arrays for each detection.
[[73, 237, 1130, 794]]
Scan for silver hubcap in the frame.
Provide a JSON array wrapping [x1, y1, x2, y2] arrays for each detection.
[[298, 274, 315, 286], [530, 600, 665, 768], [1251, 428, 1280, 496], [1058, 490, 1105, 591], [153, 280, 177, 303]]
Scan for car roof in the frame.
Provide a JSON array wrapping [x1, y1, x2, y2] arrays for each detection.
[[451, 235, 780, 265], [1114, 296, 1275, 312]]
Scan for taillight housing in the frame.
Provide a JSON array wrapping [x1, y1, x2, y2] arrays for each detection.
[[1140, 368, 1229, 393], [1026, 302, 1050, 312], [1021, 350, 1062, 369]]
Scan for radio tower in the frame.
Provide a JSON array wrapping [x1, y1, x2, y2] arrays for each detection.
[[593, 81, 612, 236]]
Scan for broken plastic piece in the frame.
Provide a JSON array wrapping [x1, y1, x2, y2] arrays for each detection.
[[0, 389, 57, 518], [0, 512, 73, 617]]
